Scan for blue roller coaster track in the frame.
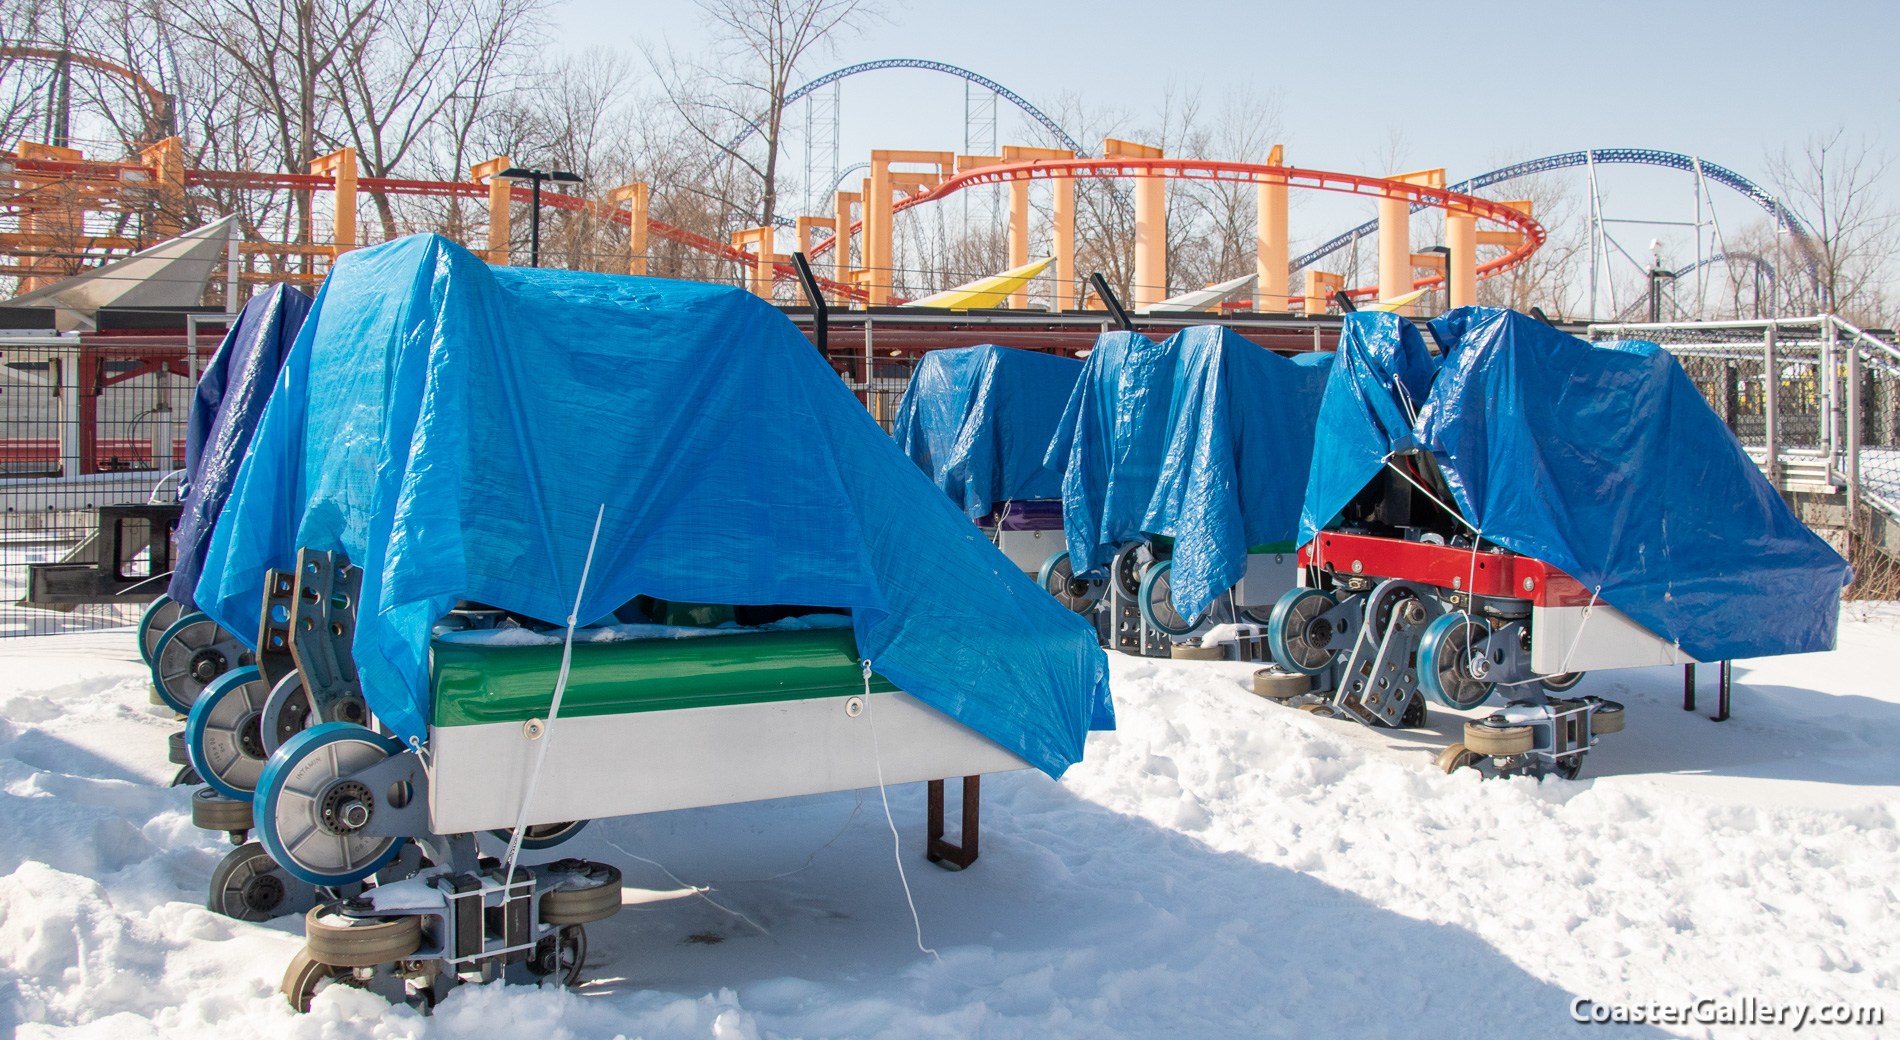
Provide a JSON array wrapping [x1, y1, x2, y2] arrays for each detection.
[[731, 59, 1083, 158], [1289, 149, 1818, 278]]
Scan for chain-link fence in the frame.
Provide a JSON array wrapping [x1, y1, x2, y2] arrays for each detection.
[[0, 330, 214, 636], [1589, 316, 1900, 597]]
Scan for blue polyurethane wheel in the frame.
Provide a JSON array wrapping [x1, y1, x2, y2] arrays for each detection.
[[187, 666, 274, 800], [137, 594, 185, 666], [149, 612, 247, 715], [1137, 559, 1201, 637], [490, 819, 590, 851], [1036, 550, 1070, 594], [1418, 612, 1496, 710], [254, 723, 407, 887], [1266, 587, 1340, 675]]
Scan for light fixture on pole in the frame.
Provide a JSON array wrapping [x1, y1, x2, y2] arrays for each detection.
[[496, 167, 582, 268], [1417, 244, 1451, 312]]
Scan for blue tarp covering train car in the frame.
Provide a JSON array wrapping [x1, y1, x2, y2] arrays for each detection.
[[1047, 325, 1332, 619], [1301, 307, 1851, 662], [196, 235, 1111, 777], [890, 344, 1082, 518], [168, 284, 311, 610]]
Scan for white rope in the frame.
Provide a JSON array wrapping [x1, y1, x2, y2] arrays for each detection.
[[595, 833, 775, 941], [862, 658, 940, 963], [501, 503, 605, 883]]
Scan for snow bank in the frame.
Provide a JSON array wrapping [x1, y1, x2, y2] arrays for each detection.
[[3, 609, 1898, 1038]]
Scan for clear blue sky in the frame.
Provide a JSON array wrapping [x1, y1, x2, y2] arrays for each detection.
[[552, 0, 1896, 303]]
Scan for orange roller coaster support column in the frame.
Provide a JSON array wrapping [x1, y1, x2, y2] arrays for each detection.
[[609, 182, 649, 275], [1105, 139, 1167, 308], [1445, 204, 1477, 308], [1305, 271, 1346, 315], [867, 151, 954, 305], [16, 143, 85, 291], [1256, 145, 1288, 312], [471, 157, 512, 265], [1001, 147, 1073, 309], [1381, 168, 1444, 314], [138, 136, 187, 239], [310, 147, 357, 257], [833, 190, 860, 280]]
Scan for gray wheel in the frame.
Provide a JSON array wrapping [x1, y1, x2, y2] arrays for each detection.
[[539, 859, 623, 925], [1540, 671, 1586, 693], [171, 765, 201, 787], [1463, 719, 1533, 756], [259, 672, 315, 756], [304, 901, 422, 968], [1170, 642, 1224, 660], [1590, 699, 1626, 734], [1252, 668, 1310, 700], [209, 841, 318, 922], [1436, 742, 1483, 774], [191, 787, 253, 832], [168, 729, 189, 765], [531, 924, 588, 988], [282, 948, 351, 1012], [151, 613, 248, 714]]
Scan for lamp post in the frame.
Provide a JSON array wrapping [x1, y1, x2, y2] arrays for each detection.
[[1417, 244, 1451, 312], [497, 167, 582, 267]]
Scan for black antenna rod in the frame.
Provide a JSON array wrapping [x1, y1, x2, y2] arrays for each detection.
[[1088, 272, 1135, 331], [791, 252, 827, 358], [1332, 290, 1358, 313]]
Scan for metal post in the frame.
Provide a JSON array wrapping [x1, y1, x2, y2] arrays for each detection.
[[1682, 663, 1695, 712], [153, 363, 171, 471], [55, 347, 79, 479], [528, 177, 542, 268], [1713, 661, 1731, 722], [1763, 325, 1779, 484], [1845, 318, 1861, 525], [1822, 318, 1839, 478], [225, 219, 241, 313]]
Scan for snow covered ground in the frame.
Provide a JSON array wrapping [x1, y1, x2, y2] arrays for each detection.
[[3, 605, 1897, 1039]]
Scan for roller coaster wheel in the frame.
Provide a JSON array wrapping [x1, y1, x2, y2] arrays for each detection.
[[1110, 543, 1147, 600], [281, 949, 352, 1012], [538, 859, 624, 925], [489, 819, 590, 851], [1462, 718, 1534, 757], [1551, 755, 1584, 781], [255, 723, 407, 887], [138, 595, 186, 666], [259, 672, 313, 756], [303, 901, 422, 968], [149, 612, 248, 715], [187, 667, 274, 800], [530, 925, 588, 988], [1138, 560, 1204, 637], [1418, 613, 1496, 710], [170, 765, 201, 787], [208, 841, 317, 922], [1036, 551, 1100, 613], [1400, 691, 1428, 728], [1436, 742, 1483, 774], [1266, 588, 1339, 676], [191, 786, 253, 834], [1540, 671, 1586, 693], [1589, 699, 1626, 734]]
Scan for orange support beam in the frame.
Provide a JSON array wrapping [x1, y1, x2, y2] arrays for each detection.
[[1380, 168, 1445, 314], [833, 190, 860, 279], [309, 147, 357, 256], [609, 182, 650, 275], [1000, 146, 1073, 309], [866, 150, 954, 305], [470, 156, 512, 265], [138, 136, 187, 238], [1104, 139, 1166, 308], [1256, 144, 1288, 312]]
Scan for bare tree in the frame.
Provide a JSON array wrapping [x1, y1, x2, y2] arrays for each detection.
[[323, 0, 540, 241], [1767, 128, 1897, 325], [648, 0, 879, 233]]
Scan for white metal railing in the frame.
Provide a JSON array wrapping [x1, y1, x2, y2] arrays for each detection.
[[1589, 315, 1900, 531]]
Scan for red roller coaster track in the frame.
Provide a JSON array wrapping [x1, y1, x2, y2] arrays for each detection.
[[3, 154, 1543, 307]]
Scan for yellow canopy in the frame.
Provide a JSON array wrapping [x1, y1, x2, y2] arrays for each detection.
[[903, 257, 1055, 309], [1364, 288, 1430, 313]]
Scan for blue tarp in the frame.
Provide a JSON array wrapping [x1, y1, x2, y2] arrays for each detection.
[[1141, 327, 1332, 617], [196, 235, 1111, 777], [168, 284, 311, 610], [1300, 307, 1850, 662], [1045, 330, 1177, 577], [890, 344, 1082, 517], [1297, 312, 1438, 547]]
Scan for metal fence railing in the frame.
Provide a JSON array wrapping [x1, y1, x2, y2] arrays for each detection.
[[1586, 316, 1900, 527], [0, 324, 226, 636]]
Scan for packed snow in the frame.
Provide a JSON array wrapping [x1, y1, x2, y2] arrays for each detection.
[[3, 605, 1897, 1038]]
